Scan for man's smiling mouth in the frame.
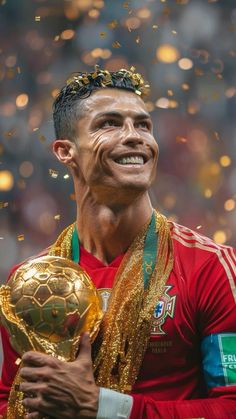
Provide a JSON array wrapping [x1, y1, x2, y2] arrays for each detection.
[[116, 156, 145, 165]]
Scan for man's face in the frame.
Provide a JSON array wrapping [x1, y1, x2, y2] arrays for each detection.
[[73, 88, 159, 201]]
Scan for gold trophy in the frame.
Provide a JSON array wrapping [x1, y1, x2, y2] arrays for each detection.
[[0, 256, 103, 418]]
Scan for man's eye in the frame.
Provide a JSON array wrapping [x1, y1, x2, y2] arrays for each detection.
[[137, 121, 149, 129], [101, 120, 118, 128]]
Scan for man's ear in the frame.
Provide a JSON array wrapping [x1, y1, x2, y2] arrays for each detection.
[[52, 139, 76, 167]]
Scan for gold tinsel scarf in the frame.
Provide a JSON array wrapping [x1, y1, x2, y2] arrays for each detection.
[[49, 210, 173, 393]]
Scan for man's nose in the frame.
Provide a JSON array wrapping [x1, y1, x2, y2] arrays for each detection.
[[121, 120, 143, 145]]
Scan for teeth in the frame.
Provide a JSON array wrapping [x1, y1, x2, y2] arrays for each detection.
[[117, 156, 144, 165]]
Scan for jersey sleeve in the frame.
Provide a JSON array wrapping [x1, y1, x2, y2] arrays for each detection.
[[130, 246, 236, 418]]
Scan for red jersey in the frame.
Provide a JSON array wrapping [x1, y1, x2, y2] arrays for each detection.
[[0, 222, 236, 418]]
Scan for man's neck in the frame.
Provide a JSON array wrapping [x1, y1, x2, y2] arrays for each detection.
[[76, 192, 153, 265]]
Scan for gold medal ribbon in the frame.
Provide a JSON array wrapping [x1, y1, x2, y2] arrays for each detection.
[[49, 210, 173, 393]]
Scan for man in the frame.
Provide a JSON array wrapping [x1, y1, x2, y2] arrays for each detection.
[[0, 68, 236, 418]]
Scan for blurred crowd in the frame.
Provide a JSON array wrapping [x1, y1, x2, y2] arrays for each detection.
[[0, 0, 236, 284]]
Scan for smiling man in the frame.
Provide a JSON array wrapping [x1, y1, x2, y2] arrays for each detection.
[[0, 68, 236, 419]]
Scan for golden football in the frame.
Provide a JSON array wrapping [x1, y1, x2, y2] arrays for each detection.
[[0, 255, 103, 361]]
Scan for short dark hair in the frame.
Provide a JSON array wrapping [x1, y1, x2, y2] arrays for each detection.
[[53, 68, 149, 141]]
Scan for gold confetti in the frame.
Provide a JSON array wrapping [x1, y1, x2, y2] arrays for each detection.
[[17, 179, 26, 189], [214, 131, 220, 141], [123, 1, 129, 9], [172, 30, 177, 35], [167, 89, 174, 96], [54, 214, 61, 220], [194, 67, 204, 76], [196, 225, 202, 230], [17, 67, 21, 74], [17, 234, 25, 241], [112, 41, 121, 49], [63, 174, 70, 179], [49, 169, 59, 178], [54, 35, 60, 42], [15, 358, 21, 366], [100, 32, 106, 38], [107, 20, 118, 29], [33, 127, 39, 132], [38, 134, 46, 142], [181, 83, 190, 90], [152, 25, 158, 30], [4, 128, 17, 138], [176, 136, 187, 143], [135, 36, 140, 44], [0, 201, 8, 209], [35, 16, 41, 22]]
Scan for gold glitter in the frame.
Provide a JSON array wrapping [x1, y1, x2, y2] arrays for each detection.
[[17, 235, 24, 242], [48, 212, 173, 393], [0, 201, 8, 209], [49, 169, 59, 178], [38, 134, 46, 142], [112, 41, 121, 48], [107, 20, 118, 29]]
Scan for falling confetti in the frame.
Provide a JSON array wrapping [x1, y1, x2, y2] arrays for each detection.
[[107, 20, 118, 29], [35, 16, 41, 22], [17, 234, 25, 241], [54, 214, 61, 220], [63, 174, 70, 179], [0, 201, 8, 209], [112, 41, 121, 49], [38, 134, 46, 142], [49, 169, 59, 178]]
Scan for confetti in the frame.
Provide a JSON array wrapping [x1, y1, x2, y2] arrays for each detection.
[[33, 127, 39, 132], [4, 128, 17, 138], [196, 225, 202, 230], [135, 36, 140, 44], [100, 32, 106, 38], [112, 41, 121, 49], [172, 30, 177, 35], [0, 201, 8, 209], [152, 25, 158, 30], [54, 214, 61, 220], [0, 237, 4, 240], [70, 193, 76, 201], [123, 1, 129, 9], [35, 16, 41, 22], [176, 136, 187, 143], [63, 174, 70, 179], [38, 134, 46, 142], [17, 234, 25, 241], [214, 131, 220, 141], [17, 66, 21, 74], [54, 35, 60, 42], [107, 20, 118, 29], [49, 169, 59, 178]]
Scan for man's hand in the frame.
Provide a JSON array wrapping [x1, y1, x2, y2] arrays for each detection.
[[19, 333, 99, 419]]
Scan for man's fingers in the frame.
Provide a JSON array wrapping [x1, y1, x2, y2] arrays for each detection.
[[22, 352, 57, 368], [76, 332, 91, 360], [20, 366, 49, 382]]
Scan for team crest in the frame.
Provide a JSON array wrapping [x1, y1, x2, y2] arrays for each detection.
[[151, 285, 177, 335]]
